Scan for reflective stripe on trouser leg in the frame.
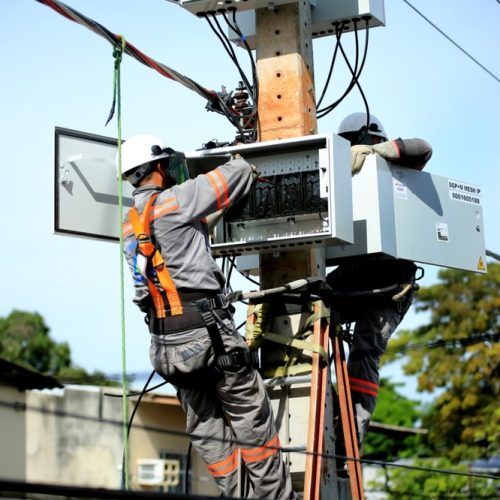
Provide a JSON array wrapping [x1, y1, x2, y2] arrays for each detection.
[[347, 306, 403, 447], [216, 364, 296, 500], [175, 318, 295, 499], [178, 385, 240, 497]]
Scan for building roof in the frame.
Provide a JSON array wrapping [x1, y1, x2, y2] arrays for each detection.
[[0, 358, 63, 391]]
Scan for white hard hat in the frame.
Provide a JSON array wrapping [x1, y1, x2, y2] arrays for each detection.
[[338, 112, 387, 141], [119, 134, 169, 178]]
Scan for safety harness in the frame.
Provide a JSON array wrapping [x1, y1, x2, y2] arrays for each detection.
[[128, 193, 183, 318], [127, 194, 257, 375]]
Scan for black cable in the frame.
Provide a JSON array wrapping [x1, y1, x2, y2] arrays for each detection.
[[317, 19, 371, 118], [211, 14, 254, 97], [241, 272, 260, 287], [401, 0, 500, 85], [486, 248, 500, 261], [226, 255, 236, 285], [226, 10, 259, 142], [385, 331, 500, 355], [317, 18, 370, 116], [121, 370, 156, 488], [103, 380, 168, 398], [316, 22, 344, 109], [2, 398, 498, 481], [184, 441, 192, 494]]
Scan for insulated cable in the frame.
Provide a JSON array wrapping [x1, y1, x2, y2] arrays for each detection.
[[35, 0, 239, 126], [317, 18, 371, 118], [225, 9, 260, 141], [202, 11, 258, 142], [316, 22, 344, 110]]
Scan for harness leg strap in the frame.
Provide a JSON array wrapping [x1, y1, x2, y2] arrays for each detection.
[[194, 297, 258, 370]]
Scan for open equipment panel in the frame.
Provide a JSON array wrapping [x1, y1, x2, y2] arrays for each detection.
[[186, 133, 354, 256]]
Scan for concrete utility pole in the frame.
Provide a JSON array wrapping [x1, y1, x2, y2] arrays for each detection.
[[254, 3, 338, 498], [256, 2, 321, 287]]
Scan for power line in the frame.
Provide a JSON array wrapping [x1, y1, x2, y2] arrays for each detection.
[[34, 0, 239, 129], [486, 248, 500, 261], [1, 398, 497, 482], [401, 0, 500, 85]]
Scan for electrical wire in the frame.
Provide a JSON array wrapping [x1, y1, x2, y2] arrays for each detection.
[[317, 18, 371, 119], [103, 379, 168, 398], [385, 331, 499, 355], [486, 248, 500, 261], [34, 0, 241, 129], [401, 0, 500, 85], [316, 22, 344, 110], [202, 10, 259, 142], [1, 398, 498, 482], [120, 370, 155, 489], [225, 9, 260, 141]]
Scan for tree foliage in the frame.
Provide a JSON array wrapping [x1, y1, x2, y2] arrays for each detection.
[[0, 309, 116, 385], [369, 457, 498, 499], [383, 263, 500, 462]]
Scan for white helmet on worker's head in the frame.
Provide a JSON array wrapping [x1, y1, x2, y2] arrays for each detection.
[[338, 112, 388, 145], [119, 134, 189, 187]]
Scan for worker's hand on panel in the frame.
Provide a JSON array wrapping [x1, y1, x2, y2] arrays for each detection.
[[350, 144, 374, 175]]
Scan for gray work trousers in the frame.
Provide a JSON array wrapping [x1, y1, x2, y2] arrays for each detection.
[[347, 295, 413, 448], [149, 315, 297, 499]]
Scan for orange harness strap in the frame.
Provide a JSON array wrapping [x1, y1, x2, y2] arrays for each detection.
[[128, 194, 183, 318]]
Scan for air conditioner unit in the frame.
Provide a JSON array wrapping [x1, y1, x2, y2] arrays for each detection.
[[137, 459, 166, 486]]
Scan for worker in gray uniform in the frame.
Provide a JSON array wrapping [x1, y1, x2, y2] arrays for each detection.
[[120, 134, 297, 499], [327, 113, 432, 464]]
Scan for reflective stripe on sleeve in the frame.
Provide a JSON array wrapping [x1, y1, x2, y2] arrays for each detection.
[[123, 196, 179, 238], [206, 170, 229, 210]]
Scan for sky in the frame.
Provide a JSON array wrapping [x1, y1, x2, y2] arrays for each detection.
[[0, 0, 499, 398]]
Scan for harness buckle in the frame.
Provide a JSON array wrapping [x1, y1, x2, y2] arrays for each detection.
[[137, 233, 155, 257]]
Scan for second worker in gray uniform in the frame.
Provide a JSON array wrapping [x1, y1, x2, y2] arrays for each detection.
[[327, 113, 432, 470], [120, 134, 297, 499]]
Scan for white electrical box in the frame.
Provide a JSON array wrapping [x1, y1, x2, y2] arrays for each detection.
[[325, 155, 487, 273], [311, 0, 385, 39], [179, 0, 299, 16], [54, 127, 133, 242], [228, 0, 385, 49], [186, 133, 354, 256]]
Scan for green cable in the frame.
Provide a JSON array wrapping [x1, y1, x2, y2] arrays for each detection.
[[110, 35, 130, 490]]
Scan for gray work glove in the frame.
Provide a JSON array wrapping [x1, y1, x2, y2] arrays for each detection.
[[232, 153, 260, 179], [372, 140, 399, 162], [351, 145, 374, 175], [350, 140, 399, 175]]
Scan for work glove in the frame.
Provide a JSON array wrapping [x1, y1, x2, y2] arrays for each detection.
[[372, 140, 399, 162], [350, 145, 375, 175], [232, 152, 260, 179], [350, 140, 400, 175]]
